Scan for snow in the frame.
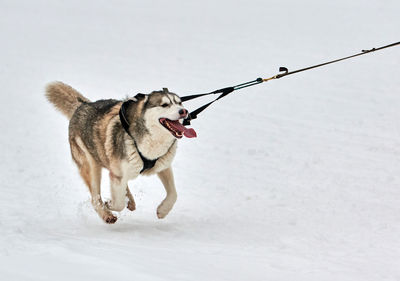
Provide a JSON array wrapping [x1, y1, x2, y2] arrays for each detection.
[[1, 0, 400, 280]]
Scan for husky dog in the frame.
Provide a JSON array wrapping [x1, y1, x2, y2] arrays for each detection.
[[46, 82, 196, 224]]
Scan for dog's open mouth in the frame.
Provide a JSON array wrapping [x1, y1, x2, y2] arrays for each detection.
[[159, 118, 197, 139]]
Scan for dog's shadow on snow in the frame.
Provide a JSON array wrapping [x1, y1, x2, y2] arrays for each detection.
[[107, 220, 181, 234], [77, 202, 208, 237], [80, 215, 186, 237]]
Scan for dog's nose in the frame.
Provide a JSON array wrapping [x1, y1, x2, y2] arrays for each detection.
[[179, 109, 188, 117]]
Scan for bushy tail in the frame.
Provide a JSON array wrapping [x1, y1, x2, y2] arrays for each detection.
[[45, 81, 90, 119]]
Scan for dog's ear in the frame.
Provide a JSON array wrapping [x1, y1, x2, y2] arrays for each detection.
[[134, 93, 146, 100], [119, 99, 135, 133], [119, 93, 147, 129]]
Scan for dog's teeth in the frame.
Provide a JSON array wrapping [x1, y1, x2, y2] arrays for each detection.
[[163, 120, 183, 137]]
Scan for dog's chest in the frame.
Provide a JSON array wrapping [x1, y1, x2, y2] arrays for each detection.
[[123, 140, 177, 178]]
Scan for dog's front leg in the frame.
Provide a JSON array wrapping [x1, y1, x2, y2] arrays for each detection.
[[156, 167, 177, 219]]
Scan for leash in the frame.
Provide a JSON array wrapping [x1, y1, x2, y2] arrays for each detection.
[[181, 41, 400, 126]]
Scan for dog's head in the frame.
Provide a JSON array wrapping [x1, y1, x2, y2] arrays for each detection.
[[120, 89, 196, 140]]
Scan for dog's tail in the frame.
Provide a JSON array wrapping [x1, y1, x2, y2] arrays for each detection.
[[45, 81, 90, 119]]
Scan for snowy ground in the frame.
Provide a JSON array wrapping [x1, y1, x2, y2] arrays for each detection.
[[0, 0, 399, 280]]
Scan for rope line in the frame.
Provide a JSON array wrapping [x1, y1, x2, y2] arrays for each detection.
[[181, 41, 400, 126]]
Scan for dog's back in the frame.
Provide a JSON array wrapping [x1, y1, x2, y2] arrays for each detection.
[[69, 98, 122, 167], [46, 81, 124, 167]]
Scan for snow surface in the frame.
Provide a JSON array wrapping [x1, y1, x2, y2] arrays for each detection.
[[1, 0, 399, 280]]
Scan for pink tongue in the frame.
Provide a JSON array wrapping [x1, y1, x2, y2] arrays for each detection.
[[183, 127, 197, 138], [170, 120, 197, 138]]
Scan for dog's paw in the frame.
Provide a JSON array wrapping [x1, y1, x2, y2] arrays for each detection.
[[156, 209, 168, 219], [156, 201, 173, 219], [102, 213, 118, 224], [127, 200, 136, 211]]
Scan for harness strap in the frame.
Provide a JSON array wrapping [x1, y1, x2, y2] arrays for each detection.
[[119, 101, 158, 173], [181, 79, 263, 125], [136, 146, 158, 174]]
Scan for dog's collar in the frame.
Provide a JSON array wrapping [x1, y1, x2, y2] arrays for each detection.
[[119, 102, 158, 173]]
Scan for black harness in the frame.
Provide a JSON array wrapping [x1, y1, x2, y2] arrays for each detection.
[[119, 100, 158, 173]]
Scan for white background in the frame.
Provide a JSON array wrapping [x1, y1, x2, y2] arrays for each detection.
[[0, 0, 399, 280]]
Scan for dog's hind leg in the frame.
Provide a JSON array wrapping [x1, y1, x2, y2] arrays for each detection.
[[72, 137, 117, 224], [87, 164, 118, 224], [126, 186, 136, 211], [156, 167, 177, 219]]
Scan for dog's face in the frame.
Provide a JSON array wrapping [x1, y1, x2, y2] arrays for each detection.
[[125, 90, 196, 139], [145, 90, 196, 139]]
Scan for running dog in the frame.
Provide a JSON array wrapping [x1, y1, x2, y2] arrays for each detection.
[[46, 82, 196, 224]]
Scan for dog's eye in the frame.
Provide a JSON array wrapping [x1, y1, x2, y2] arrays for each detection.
[[161, 104, 169, 108]]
